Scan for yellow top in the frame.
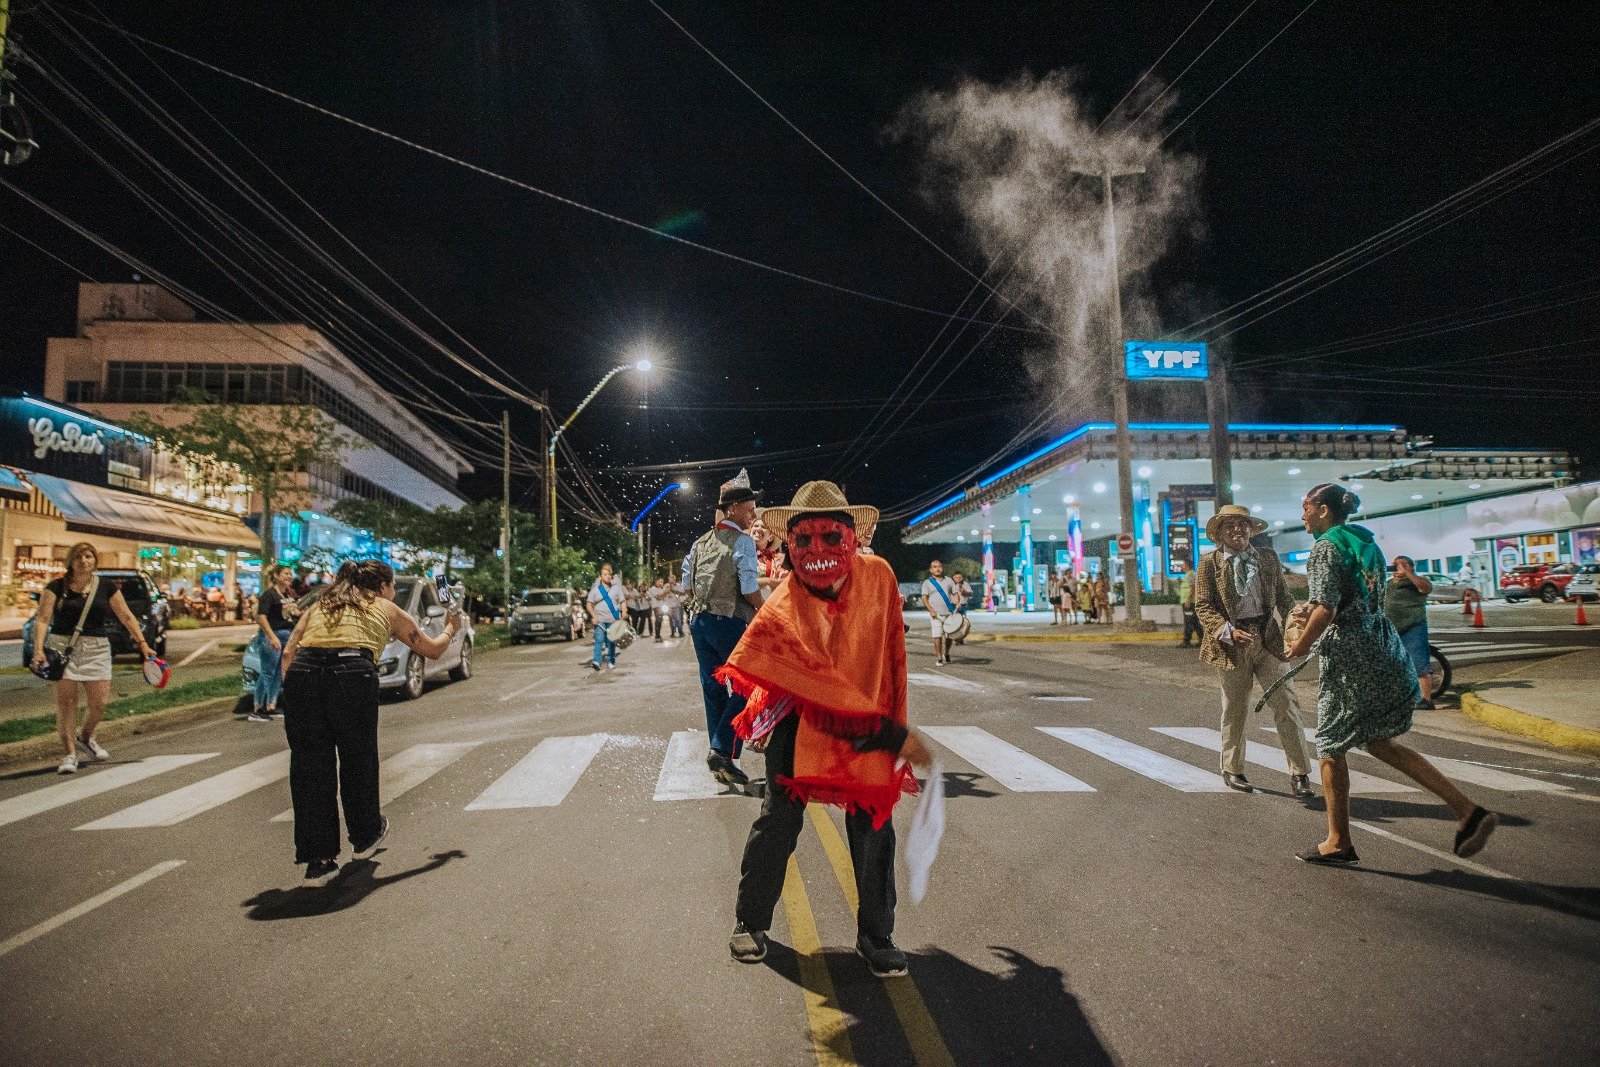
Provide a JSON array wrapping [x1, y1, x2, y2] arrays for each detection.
[[297, 596, 391, 654]]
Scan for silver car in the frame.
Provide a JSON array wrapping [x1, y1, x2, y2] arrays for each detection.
[[240, 576, 474, 702]]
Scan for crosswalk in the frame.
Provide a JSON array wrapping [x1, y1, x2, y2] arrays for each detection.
[[0, 723, 1582, 837], [1431, 638, 1588, 666]]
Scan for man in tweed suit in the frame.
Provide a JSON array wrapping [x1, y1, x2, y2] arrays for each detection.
[[1194, 505, 1314, 796]]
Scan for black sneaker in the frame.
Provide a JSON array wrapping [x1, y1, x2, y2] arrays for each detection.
[[709, 752, 750, 787], [857, 934, 908, 978], [304, 858, 340, 883], [729, 923, 768, 963], [354, 815, 389, 859]]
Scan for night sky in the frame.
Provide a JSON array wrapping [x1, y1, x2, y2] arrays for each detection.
[[3, 1, 1597, 554]]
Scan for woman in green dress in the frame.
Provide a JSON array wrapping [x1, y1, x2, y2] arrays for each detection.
[[1282, 483, 1497, 865]]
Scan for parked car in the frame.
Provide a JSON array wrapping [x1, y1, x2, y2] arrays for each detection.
[[1417, 572, 1475, 604], [509, 588, 581, 643], [240, 576, 473, 703], [1500, 562, 1583, 603], [899, 582, 925, 613], [1563, 564, 1600, 602], [18, 569, 170, 666]]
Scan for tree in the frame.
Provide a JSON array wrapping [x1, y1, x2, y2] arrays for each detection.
[[124, 390, 345, 566]]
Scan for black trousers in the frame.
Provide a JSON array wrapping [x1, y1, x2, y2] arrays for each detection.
[[1182, 606, 1203, 645], [736, 713, 896, 940], [282, 648, 382, 863]]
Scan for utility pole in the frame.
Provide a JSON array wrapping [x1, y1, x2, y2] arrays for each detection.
[[1, 0, 39, 168], [501, 409, 512, 620], [1206, 355, 1234, 508], [1072, 159, 1148, 627]]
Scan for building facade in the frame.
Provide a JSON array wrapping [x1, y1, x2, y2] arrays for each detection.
[[41, 283, 473, 572]]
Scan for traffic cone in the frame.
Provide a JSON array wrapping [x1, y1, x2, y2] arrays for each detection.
[[1472, 595, 1486, 628], [1575, 596, 1589, 626], [1462, 592, 1474, 616]]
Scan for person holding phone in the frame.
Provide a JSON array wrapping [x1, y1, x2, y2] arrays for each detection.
[[279, 559, 461, 882], [249, 564, 299, 722]]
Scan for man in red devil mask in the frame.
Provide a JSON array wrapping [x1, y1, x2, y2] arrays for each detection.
[[715, 481, 932, 978]]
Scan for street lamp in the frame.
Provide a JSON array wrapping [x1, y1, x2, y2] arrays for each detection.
[[546, 353, 655, 543], [631, 480, 686, 569]]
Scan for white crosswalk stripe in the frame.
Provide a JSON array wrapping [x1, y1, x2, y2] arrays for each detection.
[[76, 751, 292, 830], [465, 734, 609, 810], [1038, 727, 1230, 792], [654, 730, 740, 801], [271, 742, 481, 821], [0, 754, 217, 829], [922, 726, 1095, 792], [1268, 727, 1572, 795], [1153, 727, 1419, 793]]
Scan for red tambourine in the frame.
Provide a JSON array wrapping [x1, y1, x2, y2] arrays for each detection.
[[142, 655, 171, 689]]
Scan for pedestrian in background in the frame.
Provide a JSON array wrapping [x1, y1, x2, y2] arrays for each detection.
[[665, 579, 685, 638], [250, 564, 298, 722], [951, 569, 973, 645], [280, 559, 461, 882], [682, 469, 765, 786], [648, 576, 669, 641], [1385, 555, 1436, 709], [923, 559, 958, 665], [1077, 573, 1095, 623], [753, 510, 787, 603], [1048, 571, 1062, 624], [1285, 484, 1497, 864], [587, 562, 627, 671], [1094, 573, 1111, 625], [1176, 558, 1202, 647], [31, 542, 155, 774], [1194, 505, 1315, 797]]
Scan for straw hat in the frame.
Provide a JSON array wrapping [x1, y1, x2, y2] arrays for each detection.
[[1205, 503, 1268, 542], [761, 481, 879, 540]]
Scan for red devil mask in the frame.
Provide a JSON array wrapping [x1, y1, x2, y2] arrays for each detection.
[[787, 515, 857, 591]]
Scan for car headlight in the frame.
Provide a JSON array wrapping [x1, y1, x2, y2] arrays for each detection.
[[379, 658, 399, 676]]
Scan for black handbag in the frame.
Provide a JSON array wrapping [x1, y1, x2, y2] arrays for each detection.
[[30, 575, 98, 681]]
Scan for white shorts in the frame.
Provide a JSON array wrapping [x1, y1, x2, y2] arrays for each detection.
[[930, 616, 949, 638], [48, 634, 114, 682]]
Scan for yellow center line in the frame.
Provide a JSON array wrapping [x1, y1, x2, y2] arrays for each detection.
[[781, 853, 858, 1066], [807, 804, 956, 1067]]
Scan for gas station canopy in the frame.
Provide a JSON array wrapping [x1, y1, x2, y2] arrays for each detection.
[[904, 422, 1572, 554]]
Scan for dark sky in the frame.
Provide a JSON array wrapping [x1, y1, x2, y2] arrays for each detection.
[[3, 1, 1597, 553]]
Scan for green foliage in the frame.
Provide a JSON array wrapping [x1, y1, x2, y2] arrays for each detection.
[[169, 616, 203, 630], [941, 556, 985, 581], [122, 390, 346, 562], [0, 673, 240, 746]]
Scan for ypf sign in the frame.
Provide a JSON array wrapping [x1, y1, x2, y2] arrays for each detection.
[[1125, 340, 1208, 381]]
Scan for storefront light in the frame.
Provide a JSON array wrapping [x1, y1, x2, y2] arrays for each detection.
[[1092, 482, 1106, 493], [1031, 507, 1042, 515], [1287, 468, 1302, 476], [1468, 483, 1482, 490], [1090, 521, 1102, 530], [1251, 504, 1263, 513], [1009, 515, 1020, 522], [1410, 493, 1424, 500], [1063, 494, 1075, 504], [1230, 483, 1242, 492], [1137, 466, 1152, 478]]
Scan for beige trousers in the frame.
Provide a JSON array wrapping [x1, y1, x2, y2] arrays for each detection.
[[1217, 639, 1311, 776]]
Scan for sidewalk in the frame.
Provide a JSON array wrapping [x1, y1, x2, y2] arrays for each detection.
[[955, 607, 1182, 643], [1461, 646, 1600, 757]]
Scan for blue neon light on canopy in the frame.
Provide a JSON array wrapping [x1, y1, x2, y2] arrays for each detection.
[[906, 421, 1402, 528], [631, 483, 682, 532]]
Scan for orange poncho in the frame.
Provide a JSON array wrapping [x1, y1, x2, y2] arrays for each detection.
[[719, 554, 916, 828]]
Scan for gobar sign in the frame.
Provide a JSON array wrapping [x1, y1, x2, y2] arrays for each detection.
[[1125, 340, 1208, 380]]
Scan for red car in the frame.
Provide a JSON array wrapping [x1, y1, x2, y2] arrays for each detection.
[[1499, 562, 1582, 604]]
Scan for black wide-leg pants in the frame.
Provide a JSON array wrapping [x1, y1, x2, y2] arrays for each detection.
[[735, 713, 896, 940], [282, 648, 383, 863]]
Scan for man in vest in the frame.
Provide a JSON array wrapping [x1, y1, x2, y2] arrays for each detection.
[[681, 469, 765, 787]]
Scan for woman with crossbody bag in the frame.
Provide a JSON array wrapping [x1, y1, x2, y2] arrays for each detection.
[[30, 543, 156, 774]]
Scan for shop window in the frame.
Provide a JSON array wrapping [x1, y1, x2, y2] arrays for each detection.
[[64, 380, 99, 402]]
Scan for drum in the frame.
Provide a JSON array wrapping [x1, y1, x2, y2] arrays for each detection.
[[606, 619, 636, 649], [940, 613, 970, 640]]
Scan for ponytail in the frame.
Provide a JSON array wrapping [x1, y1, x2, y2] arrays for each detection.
[[1306, 482, 1360, 523], [317, 559, 394, 620]]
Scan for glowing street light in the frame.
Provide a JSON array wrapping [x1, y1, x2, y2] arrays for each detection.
[[547, 352, 655, 542]]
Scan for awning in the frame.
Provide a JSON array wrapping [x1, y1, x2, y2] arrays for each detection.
[[25, 471, 259, 552], [0, 466, 29, 501]]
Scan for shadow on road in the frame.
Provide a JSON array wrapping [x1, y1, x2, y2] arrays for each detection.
[[761, 942, 1115, 1064], [940, 771, 1000, 799], [241, 849, 466, 920], [1351, 866, 1600, 923], [1345, 796, 1533, 828]]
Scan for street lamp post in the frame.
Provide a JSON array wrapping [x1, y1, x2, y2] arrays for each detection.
[[631, 481, 685, 571], [547, 356, 652, 544], [1071, 160, 1148, 627]]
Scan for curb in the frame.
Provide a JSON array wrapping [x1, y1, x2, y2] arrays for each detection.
[[1459, 691, 1600, 758], [0, 695, 242, 770], [988, 630, 1179, 645]]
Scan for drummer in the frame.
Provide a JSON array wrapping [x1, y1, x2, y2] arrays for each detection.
[[923, 559, 960, 666]]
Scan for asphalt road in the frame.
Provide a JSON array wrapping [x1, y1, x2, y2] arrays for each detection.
[[1, 629, 1596, 1065]]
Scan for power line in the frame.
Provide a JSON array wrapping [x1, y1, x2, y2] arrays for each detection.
[[1095, 1, 1216, 132], [57, 4, 1044, 336], [1123, 0, 1259, 130], [1161, 0, 1319, 143]]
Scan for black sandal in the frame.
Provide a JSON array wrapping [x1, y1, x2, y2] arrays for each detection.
[[1296, 845, 1359, 865], [1453, 806, 1498, 858]]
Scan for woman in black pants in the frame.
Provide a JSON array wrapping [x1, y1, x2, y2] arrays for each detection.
[[280, 560, 461, 882]]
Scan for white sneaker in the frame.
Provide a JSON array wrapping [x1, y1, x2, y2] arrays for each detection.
[[605, 662, 616, 670], [76, 735, 110, 762], [57, 754, 79, 774]]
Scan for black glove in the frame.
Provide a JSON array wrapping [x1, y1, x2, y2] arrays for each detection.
[[851, 719, 908, 754]]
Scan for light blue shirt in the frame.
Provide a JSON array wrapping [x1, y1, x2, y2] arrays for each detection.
[[680, 522, 760, 597]]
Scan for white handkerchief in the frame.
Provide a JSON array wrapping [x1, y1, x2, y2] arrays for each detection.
[[905, 760, 946, 904]]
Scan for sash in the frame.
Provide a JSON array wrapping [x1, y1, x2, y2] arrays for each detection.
[[929, 579, 956, 613], [597, 583, 619, 620]]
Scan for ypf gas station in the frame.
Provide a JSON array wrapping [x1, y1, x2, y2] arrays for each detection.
[[903, 341, 1579, 611]]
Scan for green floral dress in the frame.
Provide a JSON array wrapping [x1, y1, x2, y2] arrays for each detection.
[[1307, 528, 1420, 757]]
